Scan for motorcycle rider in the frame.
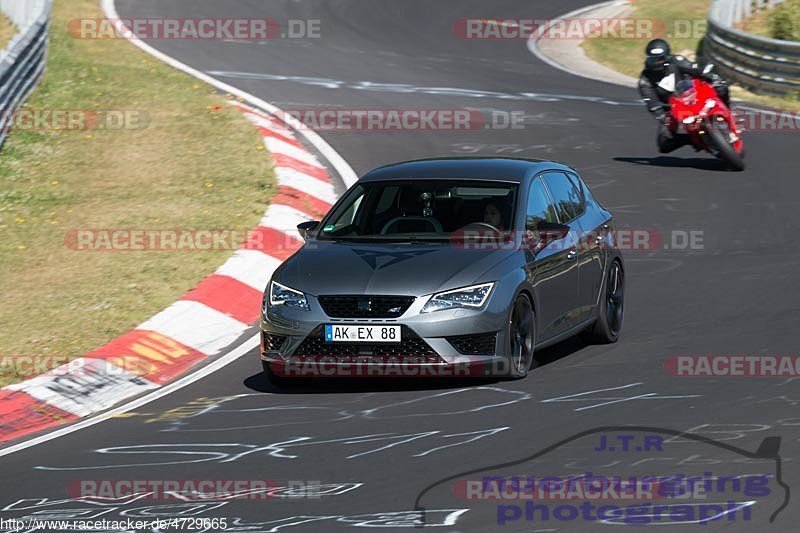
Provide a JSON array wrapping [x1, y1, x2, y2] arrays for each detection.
[[638, 38, 731, 153]]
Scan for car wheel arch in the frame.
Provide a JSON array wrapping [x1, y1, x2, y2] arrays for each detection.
[[513, 286, 537, 341]]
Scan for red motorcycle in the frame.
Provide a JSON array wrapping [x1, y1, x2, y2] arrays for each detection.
[[668, 78, 745, 171]]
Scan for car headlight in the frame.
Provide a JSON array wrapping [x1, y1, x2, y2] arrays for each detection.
[[421, 283, 494, 314], [268, 281, 310, 311]]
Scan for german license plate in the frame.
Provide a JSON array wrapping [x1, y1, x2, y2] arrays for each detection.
[[324, 324, 401, 343]]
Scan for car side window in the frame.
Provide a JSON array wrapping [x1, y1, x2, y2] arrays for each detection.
[[565, 173, 587, 217], [542, 172, 583, 223], [526, 177, 559, 229]]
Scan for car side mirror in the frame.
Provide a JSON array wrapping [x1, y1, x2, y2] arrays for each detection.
[[536, 221, 570, 242], [526, 221, 571, 255], [297, 221, 320, 241]]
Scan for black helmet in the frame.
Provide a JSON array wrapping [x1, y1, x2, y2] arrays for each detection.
[[645, 39, 671, 73]]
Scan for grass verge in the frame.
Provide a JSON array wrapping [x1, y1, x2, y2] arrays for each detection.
[[0, 0, 275, 386], [738, 0, 800, 40], [581, 0, 800, 111]]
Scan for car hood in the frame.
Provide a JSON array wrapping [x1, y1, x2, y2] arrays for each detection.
[[276, 240, 516, 296]]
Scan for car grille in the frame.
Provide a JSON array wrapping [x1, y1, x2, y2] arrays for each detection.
[[318, 295, 415, 318], [447, 332, 498, 355], [261, 332, 287, 352], [292, 325, 441, 361]]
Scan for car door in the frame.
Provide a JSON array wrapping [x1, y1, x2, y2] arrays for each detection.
[[566, 171, 609, 322], [524, 174, 580, 342]]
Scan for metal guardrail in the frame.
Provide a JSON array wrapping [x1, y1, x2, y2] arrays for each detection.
[[705, 0, 800, 95], [0, 0, 52, 149]]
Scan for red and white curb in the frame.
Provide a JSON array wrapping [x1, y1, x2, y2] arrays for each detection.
[[0, 2, 356, 446]]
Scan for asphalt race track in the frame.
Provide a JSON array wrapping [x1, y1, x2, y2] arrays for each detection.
[[2, 1, 799, 531]]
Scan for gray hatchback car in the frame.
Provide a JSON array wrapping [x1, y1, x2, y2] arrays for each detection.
[[260, 157, 624, 383]]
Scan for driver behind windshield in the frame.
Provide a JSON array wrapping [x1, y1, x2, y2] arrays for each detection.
[[483, 201, 506, 231]]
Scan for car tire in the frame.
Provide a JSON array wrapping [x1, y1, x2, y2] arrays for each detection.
[[584, 260, 624, 344], [507, 294, 537, 379]]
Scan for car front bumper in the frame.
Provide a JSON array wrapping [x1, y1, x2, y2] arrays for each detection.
[[259, 290, 515, 377]]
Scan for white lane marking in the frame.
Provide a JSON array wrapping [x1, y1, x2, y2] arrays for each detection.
[[359, 387, 530, 418], [541, 383, 701, 411], [137, 301, 250, 356], [411, 427, 510, 457], [0, 334, 260, 458], [542, 382, 643, 401], [101, 0, 357, 187], [574, 392, 658, 411], [208, 70, 640, 106]]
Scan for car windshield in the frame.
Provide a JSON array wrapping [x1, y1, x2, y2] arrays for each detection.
[[317, 180, 518, 241]]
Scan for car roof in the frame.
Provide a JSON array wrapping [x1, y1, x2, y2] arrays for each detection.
[[359, 157, 576, 184]]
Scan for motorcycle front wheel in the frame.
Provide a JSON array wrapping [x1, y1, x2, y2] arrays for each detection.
[[705, 123, 745, 171]]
